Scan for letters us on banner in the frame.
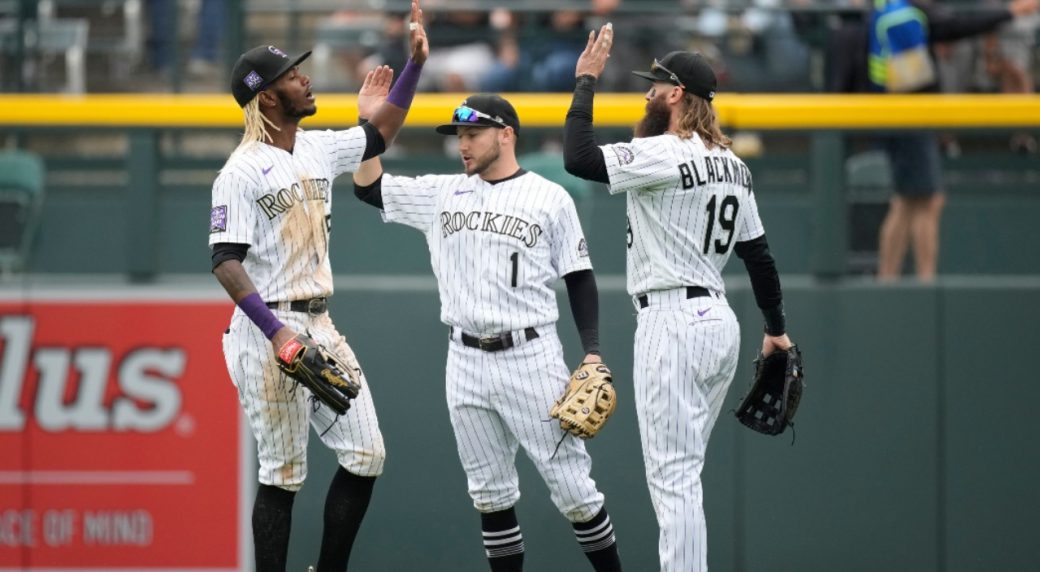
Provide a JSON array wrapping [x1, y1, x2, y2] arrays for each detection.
[[0, 301, 242, 570]]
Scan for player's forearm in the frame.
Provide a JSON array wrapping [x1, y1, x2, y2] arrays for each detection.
[[212, 259, 258, 303], [367, 59, 423, 145], [213, 259, 289, 341], [734, 235, 786, 336], [564, 269, 601, 355], [353, 165, 384, 209], [564, 75, 610, 184], [354, 157, 384, 187]]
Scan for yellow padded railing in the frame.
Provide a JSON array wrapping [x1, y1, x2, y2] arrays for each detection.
[[1, 93, 1039, 129]]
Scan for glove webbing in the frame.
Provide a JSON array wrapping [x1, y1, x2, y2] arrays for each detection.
[[285, 329, 341, 437], [548, 379, 612, 458]]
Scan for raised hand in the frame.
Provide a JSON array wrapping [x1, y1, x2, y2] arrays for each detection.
[[575, 22, 613, 79], [408, 0, 429, 65], [357, 65, 393, 120]]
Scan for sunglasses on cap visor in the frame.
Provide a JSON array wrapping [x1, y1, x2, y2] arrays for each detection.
[[650, 59, 685, 89], [453, 105, 508, 128]]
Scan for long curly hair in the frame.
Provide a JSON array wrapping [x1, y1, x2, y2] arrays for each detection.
[[674, 93, 730, 150]]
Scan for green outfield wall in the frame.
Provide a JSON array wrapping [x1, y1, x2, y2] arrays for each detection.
[[22, 170, 1040, 277], [268, 278, 1038, 572]]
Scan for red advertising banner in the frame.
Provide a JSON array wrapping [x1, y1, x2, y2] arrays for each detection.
[[0, 300, 242, 570]]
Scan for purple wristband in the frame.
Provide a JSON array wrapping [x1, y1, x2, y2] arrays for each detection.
[[238, 292, 284, 340], [386, 59, 422, 109]]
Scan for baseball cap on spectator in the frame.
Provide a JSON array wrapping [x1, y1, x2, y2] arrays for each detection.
[[231, 45, 311, 107], [436, 94, 521, 135], [632, 51, 717, 102]]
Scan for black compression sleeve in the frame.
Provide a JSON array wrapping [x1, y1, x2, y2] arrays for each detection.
[[353, 175, 384, 209], [563, 269, 600, 355], [564, 75, 610, 184], [211, 242, 249, 271], [361, 122, 386, 161], [734, 235, 786, 335]]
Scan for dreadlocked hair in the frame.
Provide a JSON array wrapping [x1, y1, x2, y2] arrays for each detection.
[[236, 98, 281, 151], [674, 93, 731, 150]]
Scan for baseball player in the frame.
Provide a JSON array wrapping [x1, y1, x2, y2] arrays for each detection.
[[207, 4, 428, 570], [563, 25, 795, 572], [351, 94, 622, 572]]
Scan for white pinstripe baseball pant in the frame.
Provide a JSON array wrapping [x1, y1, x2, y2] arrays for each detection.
[[222, 309, 385, 491], [445, 326, 605, 523], [632, 288, 740, 572]]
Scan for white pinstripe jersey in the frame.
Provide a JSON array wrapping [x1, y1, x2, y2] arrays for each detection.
[[208, 127, 367, 302], [600, 133, 764, 296], [379, 170, 592, 334]]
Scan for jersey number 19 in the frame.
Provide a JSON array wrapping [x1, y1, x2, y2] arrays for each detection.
[[703, 195, 739, 255]]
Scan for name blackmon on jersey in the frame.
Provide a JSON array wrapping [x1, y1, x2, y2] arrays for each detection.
[[677, 155, 752, 190], [601, 134, 764, 297]]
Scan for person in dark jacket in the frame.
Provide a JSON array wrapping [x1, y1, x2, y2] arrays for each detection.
[[794, 0, 1038, 282]]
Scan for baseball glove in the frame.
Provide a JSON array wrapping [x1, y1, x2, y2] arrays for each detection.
[[550, 362, 617, 439], [735, 345, 804, 436], [276, 334, 361, 416]]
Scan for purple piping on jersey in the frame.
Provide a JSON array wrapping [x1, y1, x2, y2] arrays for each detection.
[[239, 292, 284, 340], [386, 59, 422, 109]]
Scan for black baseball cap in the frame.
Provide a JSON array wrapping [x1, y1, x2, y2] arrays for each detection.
[[230, 45, 312, 107], [435, 94, 521, 136], [632, 51, 717, 102]]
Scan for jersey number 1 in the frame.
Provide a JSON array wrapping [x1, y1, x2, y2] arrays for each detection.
[[509, 252, 519, 287], [702, 196, 739, 254]]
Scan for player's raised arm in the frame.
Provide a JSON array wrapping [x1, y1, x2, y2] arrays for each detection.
[[563, 23, 613, 184], [365, 0, 428, 146], [354, 65, 391, 206]]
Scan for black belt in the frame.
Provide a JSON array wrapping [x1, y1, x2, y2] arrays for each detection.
[[454, 327, 539, 352], [266, 297, 328, 315], [637, 286, 710, 309]]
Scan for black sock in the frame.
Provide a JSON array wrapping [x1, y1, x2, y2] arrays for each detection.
[[252, 484, 296, 572], [481, 507, 524, 572], [316, 466, 377, 572], [573, 507, 621, 572]]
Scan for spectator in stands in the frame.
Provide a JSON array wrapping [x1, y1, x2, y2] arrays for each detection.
[[793, 0, 1040, 283], [419, 9, 496, 92], [979, 3, 1039, 153], [481, 9, 591, 92], [361, 12, 410, 86], [147, 0, 226, 79], [187, 0, 226, 78]]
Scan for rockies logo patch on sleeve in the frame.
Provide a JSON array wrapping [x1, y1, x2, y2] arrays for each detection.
[[578, 238, 589, 257], [616, 145, 635, 165], [210, 205, 228, 233]]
